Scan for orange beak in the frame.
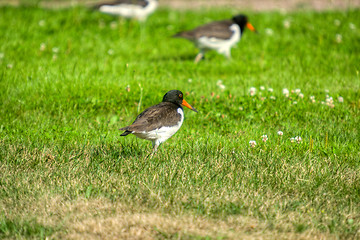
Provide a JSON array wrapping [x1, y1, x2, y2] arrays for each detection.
[[246, 22, 257, 32], [182, 99, 198, 113]]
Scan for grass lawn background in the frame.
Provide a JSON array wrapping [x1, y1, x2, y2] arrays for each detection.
[[0, 3, 359, 239]]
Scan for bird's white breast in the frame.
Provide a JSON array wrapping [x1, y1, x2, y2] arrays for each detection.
[[196, 24, 241, 55], [99, 0, 157, 21], [133, 108, 184, 144]]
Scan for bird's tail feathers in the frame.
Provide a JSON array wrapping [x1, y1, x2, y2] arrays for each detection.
[[119, 126, 132, 136], [173, 31, 194, 39], [120, 130, 132, 136]]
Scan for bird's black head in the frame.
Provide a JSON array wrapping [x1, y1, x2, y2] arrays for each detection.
[[163, 90, 198, 112], [163, 90, 183, 105], [232, 14, 248, 27], [232, 14, 256, 34]]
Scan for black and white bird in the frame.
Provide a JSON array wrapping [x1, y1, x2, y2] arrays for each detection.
[[119, 90, 197, 153], [174, 14, 256, 63], [94, 0, 158, 21]]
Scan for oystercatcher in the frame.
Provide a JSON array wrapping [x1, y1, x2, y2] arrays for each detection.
[[94, 0, 158, 21], [119, 90, 197, 153], [173, 14, 256, 63]]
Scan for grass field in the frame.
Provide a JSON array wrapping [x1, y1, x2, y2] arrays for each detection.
[[0, 3, 360, 239]]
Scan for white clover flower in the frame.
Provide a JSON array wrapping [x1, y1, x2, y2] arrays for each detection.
[[326, 96, 335, 108], [326, 96, 334, 105], [349, 23, 356, 30], [108, 49, 114, 55], [293, 101, 297, 105], [295, 136, 302, 143], [249, 140, 257, 148], [335, 34, 342, 43], [295, 88, 301, 94], [282, 88, 289, 97], [239, 106, 244, 111], [249, 87, 256, 96], [38, 20, 45, 27], [218, 84, 226, 90], [265, 28, 274, 35], [270, 96, 276, 100], [188, 78, 192, 83], [277, 131, 283, 136], [268, 88, 273, 92], [325, 89, 329, 93], [52, 47, 59, 53], [125, 85, 130, 92], [261, 135, 268, 142], [260, 86, 265, 91], [283, 19, 291, 29], [334, 19, 341, 26], [290, 137, 295, 143], [40, 43, 46, 51], [299, 93, 304, 99], [7, 64, 13, 69], [338, 96, 344, 103], [216, 80, 226, 90]]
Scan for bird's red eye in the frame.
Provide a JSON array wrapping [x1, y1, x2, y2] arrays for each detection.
[[179, 94, 183, 98]]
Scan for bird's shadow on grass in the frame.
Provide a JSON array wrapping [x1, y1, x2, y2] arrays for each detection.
[[148, 53, 196, 62], [84, 141, 148, 161], [111, 142, 149, 159], [89, 141, 192, 167]]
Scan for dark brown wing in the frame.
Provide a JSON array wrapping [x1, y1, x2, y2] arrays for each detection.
[[174, 20, 234, 40], [120, 102, 182, 133], [94, 0, 148, 9]]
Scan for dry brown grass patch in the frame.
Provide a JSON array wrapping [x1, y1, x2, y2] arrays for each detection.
[[0, 195, 337, 240]]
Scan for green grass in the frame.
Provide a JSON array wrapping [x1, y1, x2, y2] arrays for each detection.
[[0, 218, 55, 239], [0, 4, 360, 239]]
